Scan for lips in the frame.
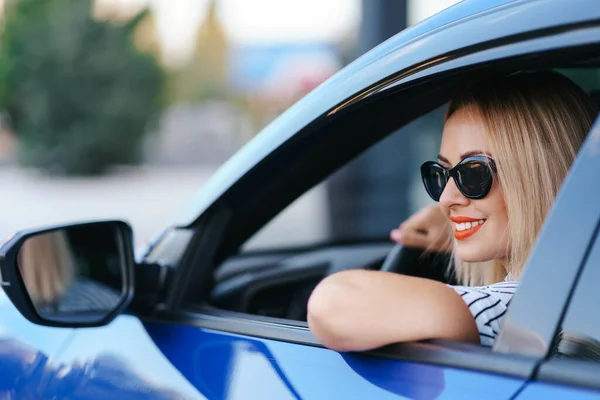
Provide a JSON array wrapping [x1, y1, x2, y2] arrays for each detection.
[[450, 216, 486, 241]]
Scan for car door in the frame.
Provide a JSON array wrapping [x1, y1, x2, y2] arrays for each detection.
[[137, 76, 600, 400], [513, 124, 600, 400], [127, 4, 600, 400], [142, 321, 528, 400], [513, 236, 600, 400]]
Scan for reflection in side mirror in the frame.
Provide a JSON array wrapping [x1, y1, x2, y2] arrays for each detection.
[[0, 221, 134, 327], [19, 225, 125, 323]]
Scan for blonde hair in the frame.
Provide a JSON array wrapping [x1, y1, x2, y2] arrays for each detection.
[[445, 71, 598, 286]]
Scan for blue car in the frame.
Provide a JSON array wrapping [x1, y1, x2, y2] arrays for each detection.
[[2, 0, 600, 398]]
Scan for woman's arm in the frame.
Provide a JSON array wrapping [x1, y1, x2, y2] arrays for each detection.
[[307, 269, 479, 352]]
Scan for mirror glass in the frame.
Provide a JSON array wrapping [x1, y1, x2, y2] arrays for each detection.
[[17, 224, 126, 323]]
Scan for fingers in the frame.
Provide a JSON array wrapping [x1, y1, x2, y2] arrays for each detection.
[[390, 228, 431, 249], [391, 204, 451, 251], [398, 205, 443, 235], [397, 209, 428, 232], [390, 229, 403, 243]]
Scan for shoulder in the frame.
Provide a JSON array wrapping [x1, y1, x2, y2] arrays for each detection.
[[450, 281, 519, 346], [452, 280, 519, 306]]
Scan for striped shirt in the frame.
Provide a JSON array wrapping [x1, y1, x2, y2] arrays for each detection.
[[451, 280, 519, 346]]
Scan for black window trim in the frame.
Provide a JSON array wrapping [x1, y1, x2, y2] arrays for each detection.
[[375, 25, 600, 98]]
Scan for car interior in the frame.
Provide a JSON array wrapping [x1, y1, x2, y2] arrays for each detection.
[[207, 97, 456, 321], [202, 51, 600, 329]]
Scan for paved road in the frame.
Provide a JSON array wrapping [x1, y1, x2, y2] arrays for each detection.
[[0, 165, 329, 253], [1, 165, 212, 251]]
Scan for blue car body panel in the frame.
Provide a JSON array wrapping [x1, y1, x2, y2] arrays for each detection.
[[144, 321, 525, 400], [0, 287, 527, 399], [0, 292, 73, 356], [0, 291, 204, 399]]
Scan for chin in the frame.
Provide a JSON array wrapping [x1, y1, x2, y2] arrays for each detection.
[[454, 243, 496, 264]]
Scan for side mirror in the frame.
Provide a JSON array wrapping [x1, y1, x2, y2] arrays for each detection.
[[0, 221, 134, 327]]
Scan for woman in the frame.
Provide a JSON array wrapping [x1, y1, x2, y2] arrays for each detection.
[[307, 70, 598, 351]]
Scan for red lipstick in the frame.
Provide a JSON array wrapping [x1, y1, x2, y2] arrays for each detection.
[[450, 216, 486, 240]]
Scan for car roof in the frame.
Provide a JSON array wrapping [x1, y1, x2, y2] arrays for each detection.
[[385, 0, 518, 42], [171, 0, 599, 228]]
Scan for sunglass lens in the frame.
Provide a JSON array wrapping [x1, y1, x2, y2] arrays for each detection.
[[456, 161, 493, 198], [421, 163, 446, 201]]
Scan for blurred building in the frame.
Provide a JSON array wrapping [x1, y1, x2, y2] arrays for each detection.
[[144, 0, 253, 165], [143, 0, 350, 163], [132, 9, 162, 61], [166, 0, 229, 102], [231, 43, 341, 129], [93, 0, 164, 65], [326, 0, 414, 240], [325, 0, 461, 241]]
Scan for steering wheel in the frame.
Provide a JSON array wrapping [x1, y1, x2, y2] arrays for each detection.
[[380, 244, 422, 273], [380, 243, 455, 285]]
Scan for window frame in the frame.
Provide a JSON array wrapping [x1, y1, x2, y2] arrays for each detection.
[[534, 191, 600, 391], [493, 114, 600, 359]]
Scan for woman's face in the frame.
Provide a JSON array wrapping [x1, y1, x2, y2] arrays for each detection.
[[438, 105, 510, 262]]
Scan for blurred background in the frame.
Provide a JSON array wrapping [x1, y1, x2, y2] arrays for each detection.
[[0, 0, 461, 251]]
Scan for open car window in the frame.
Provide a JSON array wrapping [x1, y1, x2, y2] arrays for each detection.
[[240, 67, 600, 253], [243, 107, 445, 252], [211, 103, 451, 320], [212, 65, 600, 327], [241, 68, 600, 253]]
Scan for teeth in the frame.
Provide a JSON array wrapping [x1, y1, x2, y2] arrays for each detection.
[[455, 220, 486, 231]]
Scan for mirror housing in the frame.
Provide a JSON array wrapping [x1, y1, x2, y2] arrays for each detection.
[[0, 220, 135, 327]]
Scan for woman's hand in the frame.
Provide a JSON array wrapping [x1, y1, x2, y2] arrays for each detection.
[[390, 204, 452, 253]]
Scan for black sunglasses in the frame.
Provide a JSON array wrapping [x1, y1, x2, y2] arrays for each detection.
[[420, 156, 497, 201]]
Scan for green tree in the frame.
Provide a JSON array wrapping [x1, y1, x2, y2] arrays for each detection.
[[0, 0, 164, 175]]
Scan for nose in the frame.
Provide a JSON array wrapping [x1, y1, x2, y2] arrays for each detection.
[[439, 177, 470, 210]]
